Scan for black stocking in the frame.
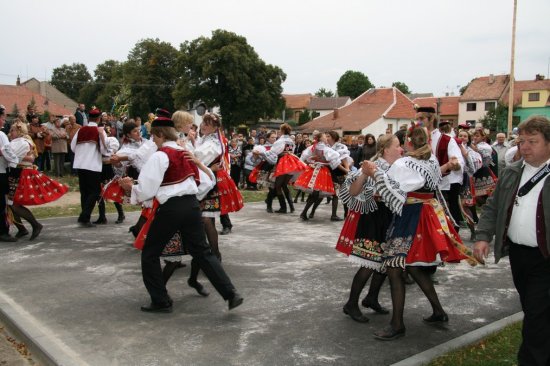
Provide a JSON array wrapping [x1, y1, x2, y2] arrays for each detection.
[[364, 271, 387, 303], [407, 266, 445, 316], [331, 194, 339, 217], [11, 205, 40, 228], [301, 191, 320, 219], [345, 267, 373, 309], [203, 217, 221, 260], [387, 267, 406, 331], [188, 258, 201, 283]]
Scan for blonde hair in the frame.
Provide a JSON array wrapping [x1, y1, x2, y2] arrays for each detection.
[[373, 134, 397, 161], [172, 110, 194, 131], [151, 126, 178, 141], [407, 127, 432, 160], [11, 119, 28, 135]]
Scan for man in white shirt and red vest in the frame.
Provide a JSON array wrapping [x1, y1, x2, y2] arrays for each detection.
[[70, 107, 108, 227], [475, 115, 550, 366], [429, 112, 464, 229], [0, 105, 17, 241]]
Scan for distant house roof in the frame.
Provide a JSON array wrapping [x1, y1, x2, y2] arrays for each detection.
[[412, 96, 460, 116], [20, 77, 78, 111], [282, 94, 313, 109], [460, 74, 510, 102], [0, 84, 73, 116], [500, 78, 550, 106], [299, 88, 415, 133], [407, 93, 434, 99], [309, 96, 351, 110]]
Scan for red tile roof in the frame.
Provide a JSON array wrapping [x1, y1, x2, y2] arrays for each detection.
[[412, 96, 460, 116], [0, 85, 73, 116], [299, 88, 415, 133], [500, 79, 550, 106], [460, 75, 509, 101], [282, 94, 313, 109], [309, 96, 350, 110]]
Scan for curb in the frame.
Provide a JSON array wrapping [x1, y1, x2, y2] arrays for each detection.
[[0, 290, 90, 366], [390, 312, 523, 366]]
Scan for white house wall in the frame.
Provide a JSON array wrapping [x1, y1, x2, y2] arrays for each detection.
[[360, 118, 410, 137], [458, 101, 493, 124]]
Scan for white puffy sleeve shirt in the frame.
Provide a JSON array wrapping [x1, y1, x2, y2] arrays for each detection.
[[2, 138, 31, 167], [130, 141, 215, 205], [194, 134, 222, 166]]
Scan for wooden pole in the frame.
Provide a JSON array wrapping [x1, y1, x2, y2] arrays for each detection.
[[507, 0, 518, 138]]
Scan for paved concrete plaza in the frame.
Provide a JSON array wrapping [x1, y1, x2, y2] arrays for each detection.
[[0, 201, 520, 365]]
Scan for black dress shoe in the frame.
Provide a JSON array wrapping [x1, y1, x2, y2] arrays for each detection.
[[220, 227, 231, 235], [188, 279, 210, 297], [93, 217, 108, 225], [300, 213, 309, 221], [140, 302, 173, 313], [15, 230, 29, 239], [275, 208, 287, 214], [423, 313, 449, 323], [80, 222, 96, 228], [373, 326, 405, 341], [343, 304, 369, 323], [228, 293, 244, 310], [30, 223, 43, 241], [330, 216, 343, 221], [115, 215, 125, 224], [361, 298, 390, 315], [0, 234, 18, 242], [266, 207, 273, 213], [308, 212, 315, 219]]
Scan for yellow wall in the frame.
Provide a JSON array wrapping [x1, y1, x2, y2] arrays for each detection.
[[522, 89, 550, 108]]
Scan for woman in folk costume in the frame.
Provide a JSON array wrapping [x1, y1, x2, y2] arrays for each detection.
[[336, 134, 403, 322], [1, 120, 68, 240], [457, 129, 483, 239], [194, 113, 243, 258], [471, 128, 497, 205], [119, 115, 243, 313], [362, 125, 479, 340], [295, 132, 341, 221], [308, 131, 351, 221], [262, 124, 307, 213], [94, 125, 125, 225]]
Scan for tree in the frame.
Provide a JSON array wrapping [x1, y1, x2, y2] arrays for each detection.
[[173, 29, 286, 129], [392, 81, 411, 95], [298, 109, 312, 124], [315, 88, 334, 97], [336, 70, 374, 99], [124, 38, 179, 118], [50, 63, 92, 101], [478, 102, 511, 132], [79, 60, 125, 112], [10, 103, 20, 116]]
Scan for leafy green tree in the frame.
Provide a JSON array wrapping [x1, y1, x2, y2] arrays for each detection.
[[392, 81, 411, 95], [173, 29, 286, 129], [336, 70, 374, 99], [10, 103, 20, 116], [124, 38, 179, 118], [479, 102, 511, 132], [315, 88, 334, 97], [50, 63, 92, 101], [79, 60, 125, 112], [298, 109, 312, 124]]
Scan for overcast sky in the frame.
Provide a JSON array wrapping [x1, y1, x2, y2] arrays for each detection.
[[2, 0, 549, 97]]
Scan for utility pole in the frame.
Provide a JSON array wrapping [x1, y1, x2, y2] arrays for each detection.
[[507, 0, 518, 138]]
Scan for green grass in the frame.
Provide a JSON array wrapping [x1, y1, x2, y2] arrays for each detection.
[[428, 322, 522, 366], [54, 175, 80, 192]]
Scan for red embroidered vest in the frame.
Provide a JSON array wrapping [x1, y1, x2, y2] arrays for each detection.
[[76, 126, 99, 145], [158, 147, 200, 187]]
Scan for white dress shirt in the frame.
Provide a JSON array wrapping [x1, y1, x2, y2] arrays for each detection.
[[70, 122, 108, 172], [0, 132, 11, 173], [431, 132, 464, 190], [507, 158, 550, 247], [130, 141, 215, 205]]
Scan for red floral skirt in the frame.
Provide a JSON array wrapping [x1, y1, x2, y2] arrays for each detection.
[[273, 154, 307, 177], [9, 167, 68, 206], [294, 165, 335, 196], [217, 170, 244, 215]]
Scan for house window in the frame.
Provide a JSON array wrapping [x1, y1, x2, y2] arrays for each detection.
[[386, 125, 393, 134], [466, 103, 477, 111], [485, 102, 496, 111], [528, 92, 540, 102]]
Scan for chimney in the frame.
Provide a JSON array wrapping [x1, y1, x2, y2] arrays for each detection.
[[332, 108, 338, 119], [488, 74, 495, 84], [16, 75, 20, 86], [535, 74, 545, 81]]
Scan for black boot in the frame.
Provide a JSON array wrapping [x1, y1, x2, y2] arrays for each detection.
[[115, 203, 125, 224], [11, 205, 42, 241], [265, 189, 275, 213], [94, 200, 107, 224], [275, 194, 287, 213], [283, 187, 294, 213]]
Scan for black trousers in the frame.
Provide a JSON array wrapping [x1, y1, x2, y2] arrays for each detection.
[[77, 169, 101, 223], [509, 243, 550, 366], [142, 195, 236, 305], [0, 173, 9, 235], [443, 182, 463, 225]]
